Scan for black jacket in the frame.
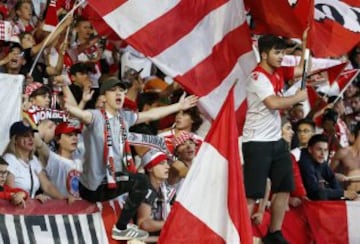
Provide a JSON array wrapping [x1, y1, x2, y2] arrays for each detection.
[[298, 148, 343, 200]]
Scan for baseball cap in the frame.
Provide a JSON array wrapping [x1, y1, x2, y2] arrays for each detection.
[[55, 122, 81, 136], [100, 76, 128, 95], [142, 149, 168, 170], [9, 121, 38, 138]]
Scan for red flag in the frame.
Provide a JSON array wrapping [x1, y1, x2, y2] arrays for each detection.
[[86, 0, 257, 133], [308, 62, 348, 86], [43, 0, 58, 32], [303, 201, 360, 244], [333, 69, 360, 92], [245, 0, 313, 37], [306, 86, 328, 111], [247, 0, 360, 57], [159, 88, 252, 243], [310, 0, 360, 57]]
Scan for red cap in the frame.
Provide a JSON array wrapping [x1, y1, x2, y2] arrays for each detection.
[[55, 122, 81, 136]]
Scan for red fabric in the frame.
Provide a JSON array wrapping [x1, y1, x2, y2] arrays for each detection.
[[43, 0, 58, 32], [0, 185, 28, 200], [283, 205, 313, 244], [160, 202, 226, 243], [307, 86, 327, 113], [122, 98, 138, 112], [160, 88, 252, 243], [290, 154, 307, 197], [245, 0, 313, 38], [303, 201, 348, 244], [336, 69, 360, 91], [309, 62, 348, 86], [246, 0, 360, 57]]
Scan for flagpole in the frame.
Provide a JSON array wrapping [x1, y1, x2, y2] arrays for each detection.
[[29, 0, 85, 76], [333, 69, 360, 104], [300, 48, 310, 89]]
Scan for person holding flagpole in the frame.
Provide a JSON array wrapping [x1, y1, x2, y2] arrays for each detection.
[[64, 76, 198, 241], [242, 28, 309, 244]]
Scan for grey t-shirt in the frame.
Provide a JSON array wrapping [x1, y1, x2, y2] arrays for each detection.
[[80, 109, 137, 191]]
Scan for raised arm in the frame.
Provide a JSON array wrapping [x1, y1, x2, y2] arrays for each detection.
[[34, 133, 50, 167], [137, 93, 198, 124], [64, 98, 93, 124]]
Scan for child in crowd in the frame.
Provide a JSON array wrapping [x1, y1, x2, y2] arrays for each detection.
[[0, 156, 28, 207]]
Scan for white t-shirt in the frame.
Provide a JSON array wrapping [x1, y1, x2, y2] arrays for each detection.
[[45, 151, 83, 197], [3, 153, 43, 198], [242, 71, 281, 142]]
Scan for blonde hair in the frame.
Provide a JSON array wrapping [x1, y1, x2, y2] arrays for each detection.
[[3, 136, 34, 160]]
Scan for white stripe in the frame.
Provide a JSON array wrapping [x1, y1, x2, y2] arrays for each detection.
[[103, 0, 180, 39], [199, 51, 256, 119], [177, 143, 240, 243], [346, 201, 360, 244], [152, 0, 247, 76]]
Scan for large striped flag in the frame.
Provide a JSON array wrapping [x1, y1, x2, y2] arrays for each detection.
[[86, 0, 257, 133], [159, 88, 252, 243]]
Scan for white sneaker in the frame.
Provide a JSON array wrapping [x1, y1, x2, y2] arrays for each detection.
[[112, 225, 149, 241]]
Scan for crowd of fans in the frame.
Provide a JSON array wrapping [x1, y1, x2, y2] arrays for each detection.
[[0, 0, 360, 243]]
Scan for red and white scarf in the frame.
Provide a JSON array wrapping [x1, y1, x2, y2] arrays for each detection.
[[101, 109, 137, 189]]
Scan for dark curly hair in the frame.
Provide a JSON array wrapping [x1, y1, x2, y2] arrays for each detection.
[[181, 107, 203, 132]]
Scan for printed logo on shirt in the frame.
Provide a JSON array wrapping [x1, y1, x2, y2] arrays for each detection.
[[66, 169, 81, 198], [252, 72, 259, 81]]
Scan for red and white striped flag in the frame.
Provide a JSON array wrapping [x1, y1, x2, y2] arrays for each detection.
[[86, 0, 257, 133], [159, 88, 252, 243]]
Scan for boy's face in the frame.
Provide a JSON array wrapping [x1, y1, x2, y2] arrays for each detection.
[[104, 86, 127, 111], [71, 72, 90, 88], [30, 93, 51, 108], [57, 132, 79, 153], [175, 111, 193, 131], [262, 48, 285, 69], [0, 164, 8, 186], [309, 142, 329, 164], [297, 123, 314, 147]]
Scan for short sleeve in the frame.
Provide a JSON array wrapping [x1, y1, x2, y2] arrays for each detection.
[[247, 72, 274, 101]]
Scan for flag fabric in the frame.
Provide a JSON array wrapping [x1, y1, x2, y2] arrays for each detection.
[[86, 0, 257, 133], [306, 85, 328, 116], [330, 69, 360, 95], [159, 88, 252, 243], [43, 0, 58, 32], [245, 0, 314, 37], [304, 201, 360, 244], [0, 74, 23, 153], [308, 62, 348, 86], [246, 0, 360, 57], [311, 0, 360, 57]]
